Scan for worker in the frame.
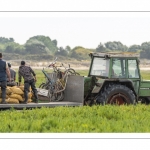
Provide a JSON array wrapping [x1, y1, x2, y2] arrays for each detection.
[[0, 53, 11, 104], [18, 61, 38, 104], [7, 63, 16, 82]]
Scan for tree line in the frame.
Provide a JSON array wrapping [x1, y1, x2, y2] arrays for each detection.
[[0, 36, 150, 60]]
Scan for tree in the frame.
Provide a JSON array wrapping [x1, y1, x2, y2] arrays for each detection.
[[96, 43, 106, 52], [70, 46, 93, 60], [5, 45, 14, 53], [0, 37, 14, 43], [128, 45, 141, 52], [27, 35, 58, 54], [104, 41, 128, 51], [140, 42, 150, 59], [25, 39, 48, 54], [55, 47, 68, 57], [52, 40, 57, 46], [65, 46, 71, 52]]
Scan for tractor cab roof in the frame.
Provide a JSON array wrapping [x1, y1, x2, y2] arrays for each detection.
[[89, 52, 140, 58]]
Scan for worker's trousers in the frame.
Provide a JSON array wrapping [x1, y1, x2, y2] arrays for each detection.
[[24, 79, 38, 102]]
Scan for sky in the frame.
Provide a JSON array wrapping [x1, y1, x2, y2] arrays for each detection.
[[1, 1, 150, 49]]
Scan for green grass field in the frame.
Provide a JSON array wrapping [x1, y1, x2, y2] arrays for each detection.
[[1, 104, 150, 132], [1, 69, 150, 132]]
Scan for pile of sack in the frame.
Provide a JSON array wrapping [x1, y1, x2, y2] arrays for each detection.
[[0, 86, 33, 104]]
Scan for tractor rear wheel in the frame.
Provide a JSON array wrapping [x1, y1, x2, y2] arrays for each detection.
[[96, 84, 135, 105]]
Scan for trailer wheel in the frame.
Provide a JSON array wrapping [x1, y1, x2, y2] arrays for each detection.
[[96, 84, 135, 105], [140, 97, 150, 105]]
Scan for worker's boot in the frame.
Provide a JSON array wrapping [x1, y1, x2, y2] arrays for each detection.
[[21, 100, 28, 104], [35, 99, 38, 103], [34, 91, 38, 103]]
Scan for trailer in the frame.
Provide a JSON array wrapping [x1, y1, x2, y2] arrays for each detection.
[[0, 75, 84, 109]]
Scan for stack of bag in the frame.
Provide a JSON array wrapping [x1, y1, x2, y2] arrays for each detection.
[[0, 86, 33, 104]]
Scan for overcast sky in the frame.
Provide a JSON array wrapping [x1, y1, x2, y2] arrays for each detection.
[[1, 0, 150, 49]]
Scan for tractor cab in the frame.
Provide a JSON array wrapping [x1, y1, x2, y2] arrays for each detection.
[[88, 52, 140, 79]]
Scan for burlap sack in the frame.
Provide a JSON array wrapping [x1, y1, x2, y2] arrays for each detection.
[[18, 86, 24, 91], [9, 94, 23, 102], [28, 92, 32, 99], [6, 87, 12, 95], [0, 98, 10, 103], [6, 98, 19, 104], [0, 94, 9, 98], [28, 99, 32, 103], [10, 87, 24, 95]]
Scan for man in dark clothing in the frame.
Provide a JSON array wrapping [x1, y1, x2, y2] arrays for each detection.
[[18, 61, 38, 104], [0, 53, 11, 104], [7, 63, 16, 82]]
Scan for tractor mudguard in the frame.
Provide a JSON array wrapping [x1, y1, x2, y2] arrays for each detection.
[[91, 78, 137, 97]]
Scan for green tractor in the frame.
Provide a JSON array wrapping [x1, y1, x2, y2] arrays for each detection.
[[84, 52, 150, 105]]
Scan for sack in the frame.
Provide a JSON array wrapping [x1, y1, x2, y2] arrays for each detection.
[[10, 87, 24, 95], [6, 98, 19, 104], [18, 86, 24, 91], [9, 94, 23, 101], [28, 99, 32, 103], [6, 87, 12, 95]]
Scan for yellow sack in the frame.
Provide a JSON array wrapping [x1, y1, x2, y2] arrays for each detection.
[[10, 87, 24, 95], [0, 94, 9, 98], [28, 92, 33, 99], [6, 98, 19, 104], [18, 86, 24, 91], [9, 94, 23, 102], [28, 99, 32, 103], [0, 98, 10, 103], [6, 87, 12, 95], [6, 95, 9, 99]]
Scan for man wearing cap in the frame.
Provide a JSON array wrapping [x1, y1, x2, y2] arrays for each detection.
[[18, 61, 38, 104], [0, 53, 11, 104]]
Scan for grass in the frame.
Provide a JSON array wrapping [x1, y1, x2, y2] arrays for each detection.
[[1, 104, 150, 132]]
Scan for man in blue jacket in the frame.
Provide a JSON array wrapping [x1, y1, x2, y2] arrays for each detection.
[[0, 53, 11, 104]]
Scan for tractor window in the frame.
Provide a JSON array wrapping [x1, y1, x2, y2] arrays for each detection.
[[112, 58, 126, 78], [128, 59, 139, 78], [90, 57, 110, 77]]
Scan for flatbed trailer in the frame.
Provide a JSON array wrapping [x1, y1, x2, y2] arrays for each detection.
[[0, 102, 83, 109], [0, 75, 84, 110]]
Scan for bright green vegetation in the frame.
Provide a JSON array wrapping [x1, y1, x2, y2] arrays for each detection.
[[0, 104, 150, 132], [140, 70, 150, 80]]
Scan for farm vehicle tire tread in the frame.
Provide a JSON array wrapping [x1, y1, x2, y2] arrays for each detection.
[[96, 83, 135, 105]]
